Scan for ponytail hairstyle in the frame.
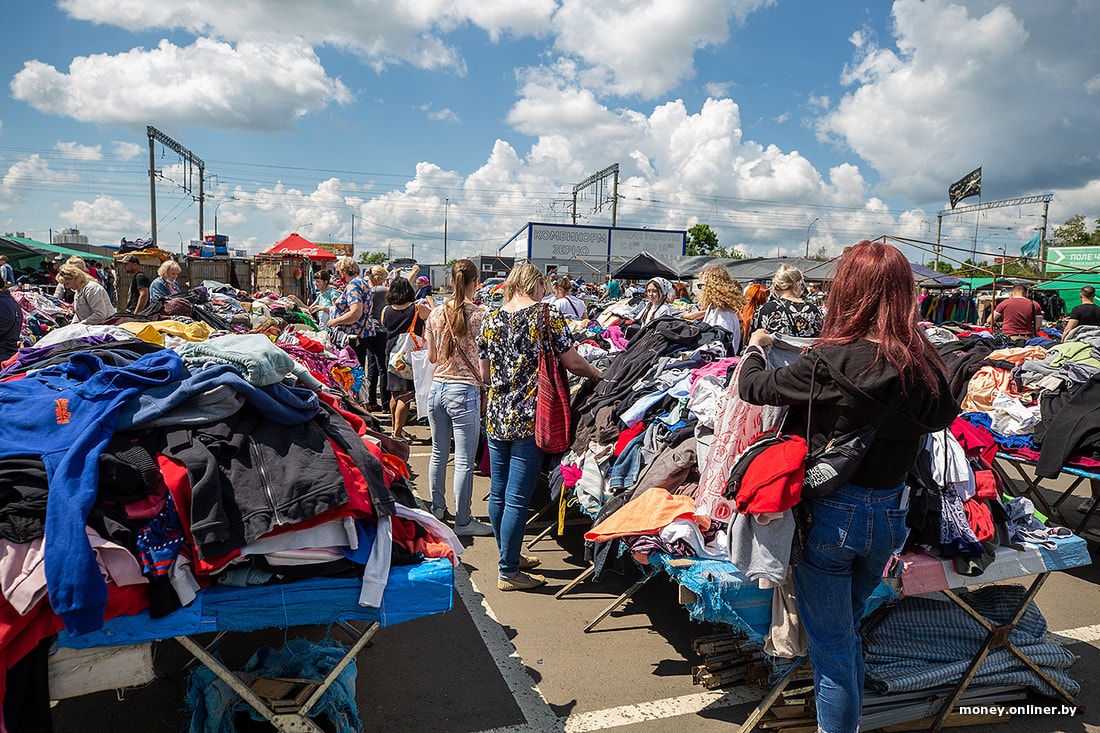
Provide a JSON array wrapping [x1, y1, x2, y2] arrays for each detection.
[[441, 258, 479, 361]]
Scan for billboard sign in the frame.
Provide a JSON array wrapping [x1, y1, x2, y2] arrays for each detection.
[[1047, 246, 1100, 273], [609, 227, 686, 259], [526, 224, 610, 261]]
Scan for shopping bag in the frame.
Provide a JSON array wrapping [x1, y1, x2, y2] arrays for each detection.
[[387, 331, 425, 379], [535, 305, 572, 453], [411, 348, 436, 419]]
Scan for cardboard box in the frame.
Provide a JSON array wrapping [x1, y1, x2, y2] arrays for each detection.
[[49, 643, 156, 700]]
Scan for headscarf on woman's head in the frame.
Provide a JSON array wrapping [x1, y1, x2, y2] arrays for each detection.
[[647, 277, 675, 302]]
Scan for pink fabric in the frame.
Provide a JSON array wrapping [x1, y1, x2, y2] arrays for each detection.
[[1003, 445, 1100, 470], [696, 359, 783, 522], [559, 463, 584, 488], [602, 325, 629, 351], [689, 357, 738, 387]]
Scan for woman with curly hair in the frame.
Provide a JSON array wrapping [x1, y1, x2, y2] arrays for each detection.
[[683, 266, 746, 352]]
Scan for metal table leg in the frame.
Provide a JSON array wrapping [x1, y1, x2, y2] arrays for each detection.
[[738, 657, 808, 733], [930, 573, 1078, 732], [174, 621, 380, 733]]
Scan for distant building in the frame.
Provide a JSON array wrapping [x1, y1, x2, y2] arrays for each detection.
[[501, 222, 687, 278], [54, 228, 89, 246]]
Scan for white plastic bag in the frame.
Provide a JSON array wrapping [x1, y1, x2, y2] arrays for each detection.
[[387, 332, 425, 379], [411, 348, 436, 419]]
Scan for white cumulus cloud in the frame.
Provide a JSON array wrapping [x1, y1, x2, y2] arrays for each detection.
[[112, 141, 143, 160], [55, 141, 103, 160], [10, 38, 351, 131], [0, 155, 80, 210], [60, 195, 142, 240], [817, 0, 1100, 204]]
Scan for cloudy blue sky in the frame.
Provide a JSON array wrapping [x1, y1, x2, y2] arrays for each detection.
[[0, 0, 1097, 264]]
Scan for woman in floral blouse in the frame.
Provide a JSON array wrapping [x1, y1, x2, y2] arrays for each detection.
[[326, 257, 375, 379], [477, 264, 602, 591], [750, 264, 823, 338]]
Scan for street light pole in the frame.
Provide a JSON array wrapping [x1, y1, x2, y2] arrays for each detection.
[[805, 217, 820, 259], [213, 197, 238, 238]]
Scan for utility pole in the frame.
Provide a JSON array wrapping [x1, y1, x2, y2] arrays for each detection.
[[147, 126, 205, 248], [443, 197, 449, 267], [805, 217, 820, 258], [572, 164, 619, 225]]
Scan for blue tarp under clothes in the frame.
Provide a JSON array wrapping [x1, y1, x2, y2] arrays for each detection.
[[58, 558, 454, 649]]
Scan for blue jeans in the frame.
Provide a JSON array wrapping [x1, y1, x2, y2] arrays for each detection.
[[487, 436, 544, 577], [792, 483, 907, 733], [427, 382, 482, 526]]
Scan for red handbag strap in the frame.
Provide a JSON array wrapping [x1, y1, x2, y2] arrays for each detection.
[[541, 303, 554, 353]]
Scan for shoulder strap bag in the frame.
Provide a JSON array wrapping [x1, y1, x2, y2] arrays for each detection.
[[801, 357, 905, 500], [535, 303, 573, 453]]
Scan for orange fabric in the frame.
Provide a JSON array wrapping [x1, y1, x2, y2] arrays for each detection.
[[962, 346, 1049, 412], [584, 487, 696, 542]]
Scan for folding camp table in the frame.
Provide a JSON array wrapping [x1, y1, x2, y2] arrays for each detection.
[[739, 534, 1091, 732], [993, 451, 1100, 539], [53, 559, 454, 732]]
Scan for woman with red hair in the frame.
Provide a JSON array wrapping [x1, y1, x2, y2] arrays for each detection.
[[738, 283, 769, 348], [738, 240, 958, 733]]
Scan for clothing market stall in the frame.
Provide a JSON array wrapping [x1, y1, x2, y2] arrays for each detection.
[[0, 296, 459, 731], [542, 312, 1091, 730]]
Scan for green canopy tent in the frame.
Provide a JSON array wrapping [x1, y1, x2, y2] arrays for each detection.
[[0, 236, 110, 266], [1035, 271, 1100, 310]]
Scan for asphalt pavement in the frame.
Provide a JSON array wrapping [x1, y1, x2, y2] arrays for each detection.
[[50, 414, 1100, 732]]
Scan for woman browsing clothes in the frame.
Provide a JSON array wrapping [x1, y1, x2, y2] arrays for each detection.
[[681, 266, 746, 353], [364, 265, 391, 412], [738, 241, 957, 733], [148, 259, 182, 301], [750, 264, 823, 337], [425, 259, 492, 536], [381, 276, 432, 441], [325, 257, 375, 390], [57, 264, 114, 325], [477, 264, 602, 591]]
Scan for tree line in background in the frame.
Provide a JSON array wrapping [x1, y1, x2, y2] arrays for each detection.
[[934, 215, 1100, 279]]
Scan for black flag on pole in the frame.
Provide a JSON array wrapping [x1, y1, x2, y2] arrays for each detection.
[[948, 167, 982, 209]]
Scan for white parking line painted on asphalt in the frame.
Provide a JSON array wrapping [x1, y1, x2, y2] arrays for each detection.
[[456, 565, 1100, 733], [454, 560, 768, 733], [1051, 624, 1100, 646], [563, 688, 764, 733], [453, 563, 565, 732]]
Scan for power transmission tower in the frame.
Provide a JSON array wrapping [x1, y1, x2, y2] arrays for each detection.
[[936, 194, 1053, 274], [147, 126, 205, 248], [572, 164, 619, 226]]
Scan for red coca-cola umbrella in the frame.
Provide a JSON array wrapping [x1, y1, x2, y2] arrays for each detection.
[[260, 233, 337, 260]]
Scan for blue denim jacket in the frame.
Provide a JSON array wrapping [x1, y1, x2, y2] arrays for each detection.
[[608, 431, 647, 492]]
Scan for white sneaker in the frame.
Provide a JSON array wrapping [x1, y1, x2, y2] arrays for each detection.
[[454, 519, 494, 537]]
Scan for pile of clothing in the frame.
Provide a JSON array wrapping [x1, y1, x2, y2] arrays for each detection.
[[0, 327, 459, 730]]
